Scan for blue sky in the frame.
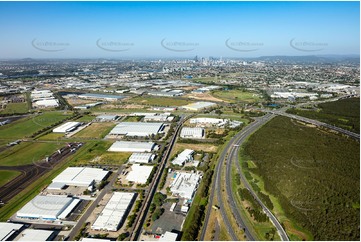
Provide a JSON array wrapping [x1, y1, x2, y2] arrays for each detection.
[[0, 1, 359, 58]]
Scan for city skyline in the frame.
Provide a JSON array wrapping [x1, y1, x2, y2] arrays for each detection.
[[0, 1, 359, 58]]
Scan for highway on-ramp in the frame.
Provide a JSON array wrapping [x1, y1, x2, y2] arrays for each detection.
[[227, 114, 289, 241], [200, 113, 284, 241]]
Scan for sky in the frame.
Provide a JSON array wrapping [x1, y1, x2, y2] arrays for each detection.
[[0, 1, 359, 59]]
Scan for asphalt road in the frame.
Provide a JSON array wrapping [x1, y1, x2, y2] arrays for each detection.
[[0, 142, 82, 204], [66, 166, 124, 240], [273, 110, 360, 139], [129, 115, 192, 241], [226, 113, 289, 241], [200, 114, 275, 241]]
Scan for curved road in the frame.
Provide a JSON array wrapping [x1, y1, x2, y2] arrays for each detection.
[[226, 114, 290, 241], [201, 113, 277, 241], [272, 110, 360, 140]]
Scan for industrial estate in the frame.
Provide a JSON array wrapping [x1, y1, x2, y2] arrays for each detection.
[[0, 1, 360, 242], [0, 55, 359, 242]]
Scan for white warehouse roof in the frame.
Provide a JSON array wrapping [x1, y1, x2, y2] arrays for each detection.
[[0, 223, 23, 241], [109, 122, 164, 137], [170, 172, 201, 199], [34, 99, 59, 107], [172, 149, 194, 166], [16, 229, 54, 241], [53, 122, 81, 133], [128, 153, 155, 164], [126, 164, 154, 184], [52, 167, 109, 187], [91, 192, 135, 232], [17, 195, 79, 220], [96, 115, 119, 121], [159, 231, 178, 241], [81, 238, 111, 242], [180, 127, 204, 139], [108, 141, 156, 153], [190, 117, 225, 124]]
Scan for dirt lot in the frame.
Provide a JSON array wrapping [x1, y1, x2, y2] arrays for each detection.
[[183, 92, 225, 103], [171, 143, 218, 157]]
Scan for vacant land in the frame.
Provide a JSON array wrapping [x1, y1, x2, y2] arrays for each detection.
[[171, 143, 218, 157], [0, 170, 21, 187], [69, 141, 130, 166], [0, 102, 28, 114], [183, 92, 225, 103], [73, 123, 116, 139], [127, 96, 191, 107], [0, 142, 63, 166], [212, 89, 261, 103], [0, 112, 72, 139], [287, 97, 359, 133], [122, 116, 143, 122], [242, 116, 360, 240], [75, 115, 96, 122]]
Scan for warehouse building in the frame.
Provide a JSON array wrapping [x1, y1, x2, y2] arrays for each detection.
[[126, 164, 154, 184], [108, 122, 164, 137], [128, 153, 155, 164], [16, 229, 55, 241], [159, 231, 178, 241], [53, 122, 81, 133], [78, 93, 124, 102], [190, 117, 225, 125], [95, 115, 120, 122], [170, 172, 201, 199], [172, 149, 194, 166], [143, 114, 172, 122], [81, 238, 111, 242], [181, 101, 216, 111], [91, 192, 135, 232], [0, 223, 24, 241], [17, 195, 80, 220], [50, 167, 109, 189], [33, 99, 59, 108], [108, 141, 157, 153], [180, 127, 204, 139]]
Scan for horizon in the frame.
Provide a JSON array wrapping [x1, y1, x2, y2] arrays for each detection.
[[0, 1, 359, 59]]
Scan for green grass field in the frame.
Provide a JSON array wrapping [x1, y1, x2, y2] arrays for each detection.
[[127, 96, 191, 106], [0, 142, 63, 166], [0, 170, 21, 187], [69, 140, 130, 165], [0, 102, 29, 114], [75, 115, 96, 122], [242, 116, 360, 240], [73, 123, 116, 139], [287, 97, 360, 133], [212, 89, 262, 103], [0, 112, 72, 139], [122, 116, 143, 122], [37, 132, 65, 140]]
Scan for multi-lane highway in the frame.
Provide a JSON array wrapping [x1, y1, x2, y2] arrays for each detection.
[[226, 114, 289, 241], [201, 113, 281, 241], [272, 109, 360, 139]]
